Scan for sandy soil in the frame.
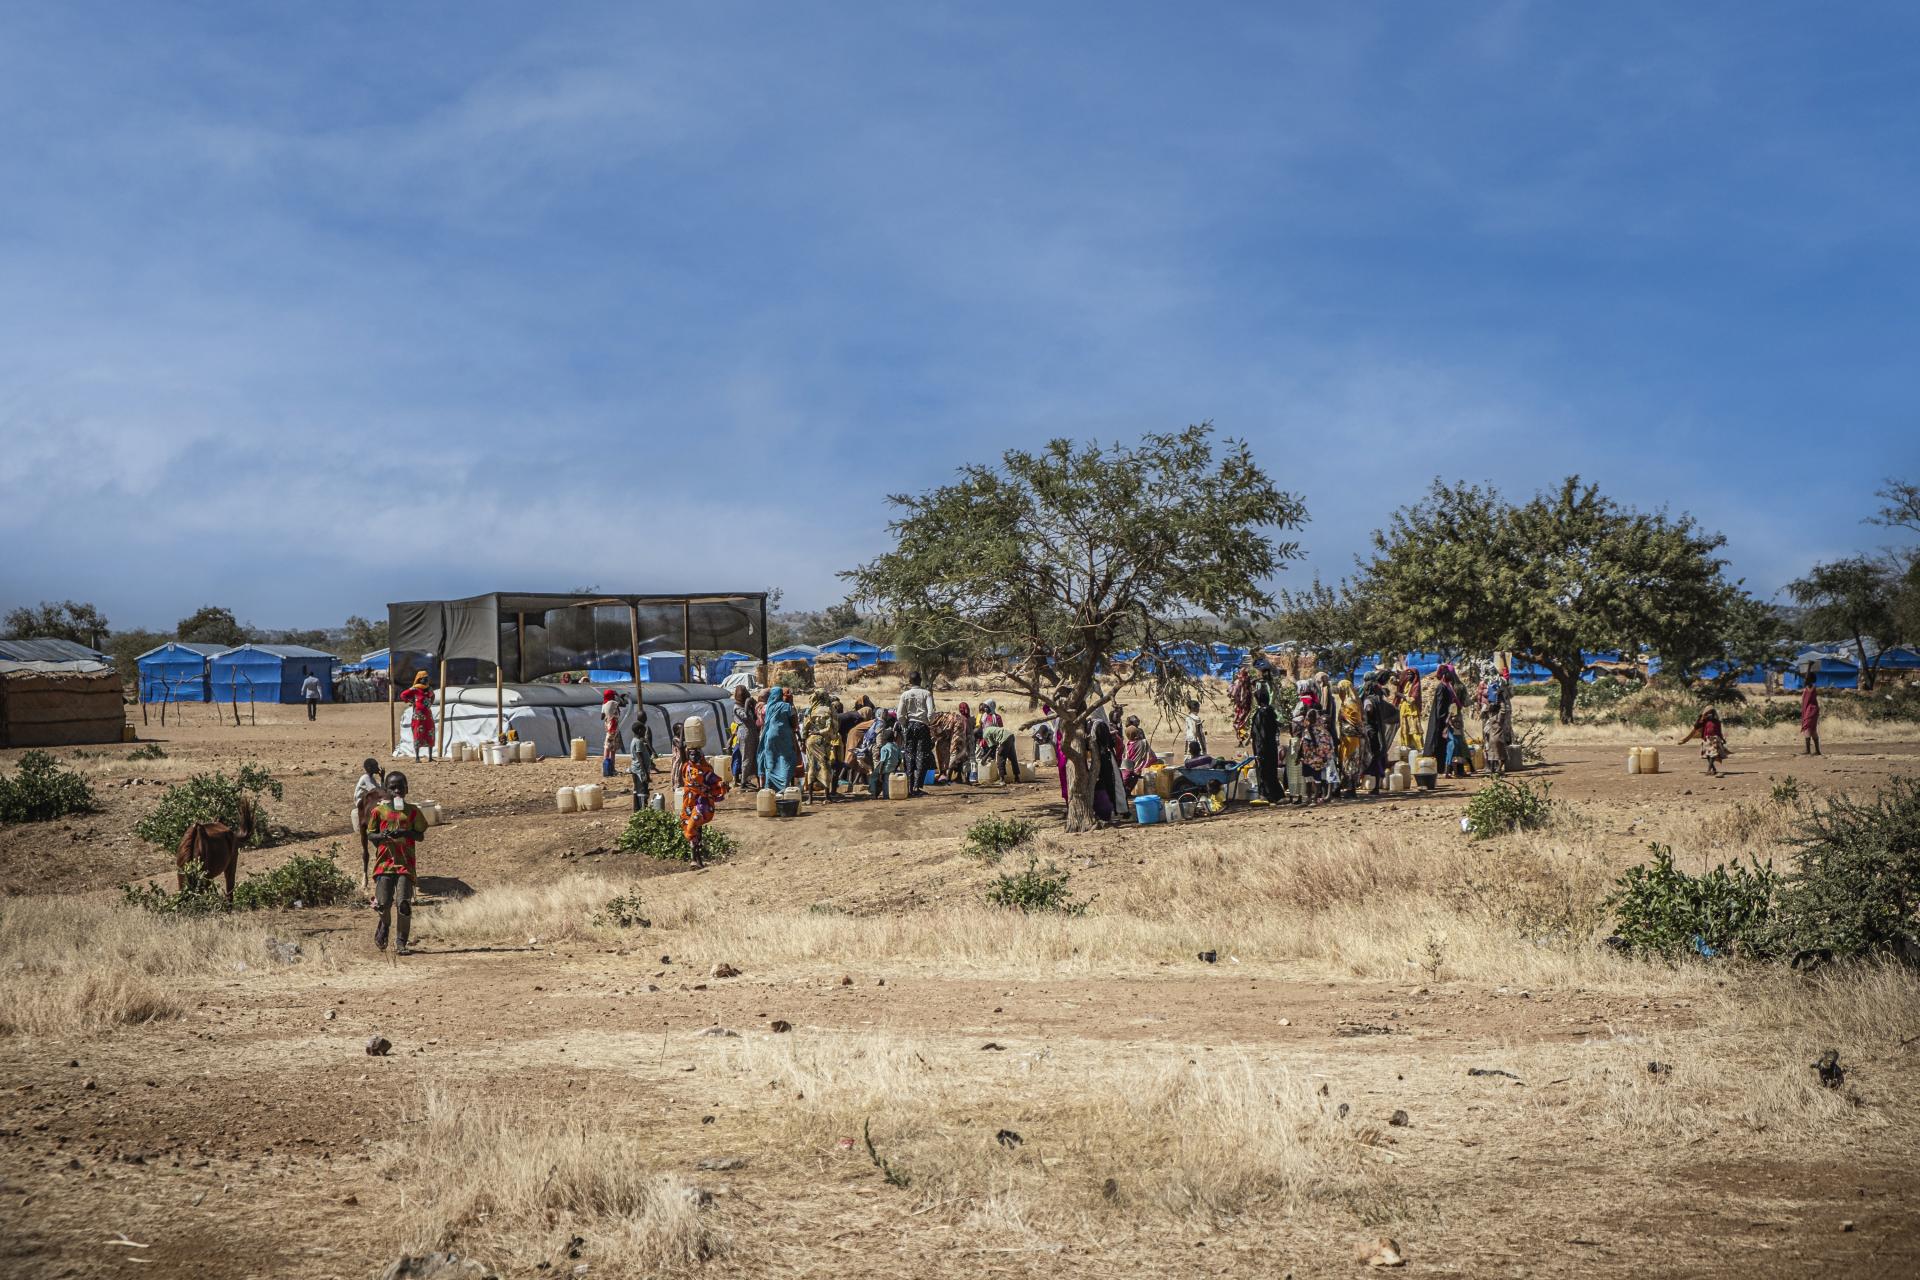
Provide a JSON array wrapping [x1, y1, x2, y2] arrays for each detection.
[[2, 699, 1917, 1279]]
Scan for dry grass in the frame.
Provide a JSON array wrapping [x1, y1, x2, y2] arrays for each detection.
[[1507, 961, 1920, 1152], [0, 896, 334, 1036], [418, 818, 1684, 992], [426, 875, 625, 944], [717, 1030, 1387, 1227], [379, 1085, 722, 1276]]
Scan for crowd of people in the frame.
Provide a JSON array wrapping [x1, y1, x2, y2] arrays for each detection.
[[714, 671, 1022, 801]]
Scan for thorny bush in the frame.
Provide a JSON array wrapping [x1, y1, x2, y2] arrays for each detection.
[[1607, 842, 1779, 961], [0, 751, 97, 824], [132, 764, 281, 851], [985, 854, 1088, 915], [615, 807, 735, 863], [1464, 778, 1554, 840], [962, 815, 1038, 862]]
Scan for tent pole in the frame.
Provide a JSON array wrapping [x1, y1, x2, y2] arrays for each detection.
[[516, 613, 526, 685], [436, 659, 449, 761], [629, 603, 645, 782], [682, 600, 693, 684], [758, 594, 770, 687], [388, 657, 398, 754], [495, 665, 504, 742]]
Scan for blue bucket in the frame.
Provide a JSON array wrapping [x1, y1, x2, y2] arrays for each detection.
[[923, 768, 938, 785], [1132, 794, 1164, 825]]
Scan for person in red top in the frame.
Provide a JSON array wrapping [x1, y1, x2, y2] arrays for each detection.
[[399, 672, 435, 762], [1800, 681, 1822, 756], [678, 747, 728, 867], [363, 770, 427, 953], [1678, 706, 1730, 776]]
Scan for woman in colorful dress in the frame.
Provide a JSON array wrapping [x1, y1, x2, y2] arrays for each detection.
[[600, 690, 622, 777], [801, 691, 840, 802], [399, 672, 435, 762], [1120, 716, 1159, 794], [678, 747, 729, 865], [1297, 705, 1335, 805], [1229, 662, 1256, 745], [1800, 681, 1821, 756], [1678, 706, 1730, 776]]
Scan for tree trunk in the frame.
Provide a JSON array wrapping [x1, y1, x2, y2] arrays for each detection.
[[1546, 659, 1579, 724], [1059, 711, 1097, 832], [1855, 636, 1876, 692]]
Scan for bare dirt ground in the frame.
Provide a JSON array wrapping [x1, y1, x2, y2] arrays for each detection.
[[3, 692, 1917, 1279]]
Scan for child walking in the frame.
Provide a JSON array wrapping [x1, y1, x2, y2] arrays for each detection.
[[362, 770, 427, 955]]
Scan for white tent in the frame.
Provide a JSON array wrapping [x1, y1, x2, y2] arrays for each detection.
[[397, 680, 739, 759]]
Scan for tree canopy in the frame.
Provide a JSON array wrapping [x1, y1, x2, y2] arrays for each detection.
[[847, 424, 1304, 830], [3, 599, 110, 649], [1788, 557, 1905, 690], [175, 605, 250, 648], [1365, 477, 1741, 720]]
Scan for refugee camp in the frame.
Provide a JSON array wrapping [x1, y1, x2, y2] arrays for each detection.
[[3, 6, 1919, 1279]]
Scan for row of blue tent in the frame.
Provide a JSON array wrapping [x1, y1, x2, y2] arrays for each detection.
[[1104, 643, 1920, 690], [764, 636, 899, 671], [137, 642, 338, 704]]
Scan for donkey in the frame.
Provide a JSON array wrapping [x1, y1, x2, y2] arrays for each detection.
[[176, 796, 255, 902]]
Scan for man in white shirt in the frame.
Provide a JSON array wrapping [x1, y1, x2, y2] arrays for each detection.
[[895, 671, 936, 796], [302, 672, 322, 721]]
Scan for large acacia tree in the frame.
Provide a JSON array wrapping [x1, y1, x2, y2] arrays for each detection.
[[1366, 477, 1737, 721], [846, 425, 1304, 831]]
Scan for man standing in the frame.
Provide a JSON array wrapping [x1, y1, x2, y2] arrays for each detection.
[[896, 670, 936, 796], [302, 671, 322, 720], [363, 770, 426, 955]]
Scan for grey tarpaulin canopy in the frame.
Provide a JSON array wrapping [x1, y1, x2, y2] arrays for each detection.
[[385, 591, 769, 753]]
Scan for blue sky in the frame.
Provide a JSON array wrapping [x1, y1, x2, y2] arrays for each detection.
[[3, 2, 1916, 632]]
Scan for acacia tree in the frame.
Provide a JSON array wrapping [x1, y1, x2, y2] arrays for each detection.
[[1788, 557, 1903, 690], [1366, 477, 1735, 722], [3, 600, 110, 649], [175, 605, 249, 647], [846, 426, 1304, 831], [1271, 576, 1389, 682]]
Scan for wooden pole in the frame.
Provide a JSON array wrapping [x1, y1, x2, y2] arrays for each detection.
[[628, 603, 645, 778], [436, 659, 449, 761], [388, 657, 398, 754], [682, 600, 693, 685], [495, 663, 505, 743]]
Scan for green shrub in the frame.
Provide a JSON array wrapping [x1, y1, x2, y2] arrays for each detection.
[[1577, 675, 1642, 712], [132, 764, 282, 851], [962, 815, 1038, 862], [128, 742, 167, 761], [593, 891, 652, 929], [1770, 778, 1920, 960], [0, 750, 98, 824], [985, 855, 1087, 915], [614, 807, 735, 863], [121, 864, 228, 917], [231, 846, 357, 910], [1463, 778, 1554, 840], [1769, 775, 1803, 807], [1606, 842, 1779, 960], [1863, 684, 1920, 724]]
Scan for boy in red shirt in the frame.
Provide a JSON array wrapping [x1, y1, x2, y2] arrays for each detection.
[[363, 770, 427, 954]]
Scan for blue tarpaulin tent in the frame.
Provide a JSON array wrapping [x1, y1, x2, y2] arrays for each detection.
[[706, 651, 756, 683], [769, 644, 822, 664], [136, 642, 224, 702], [341, 648, 391, 673], [1783, 649, 1860, 690], [819, 635, 889, 669], [586, 652, 687, 684], [209, 644, 337, 704]]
